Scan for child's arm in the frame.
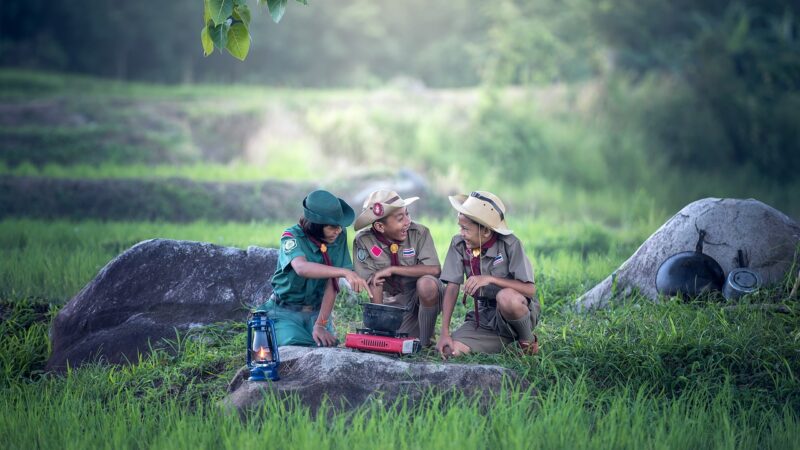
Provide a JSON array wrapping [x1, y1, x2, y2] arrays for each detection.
[[436, 282, 461, 357], [290, 257, 371, 296], [463, 275, 535, 299], [312, 280, 337, 347]]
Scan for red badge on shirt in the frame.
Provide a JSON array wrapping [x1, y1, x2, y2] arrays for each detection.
[[281, 231, 294, 238], [370, 245, 383, 257]]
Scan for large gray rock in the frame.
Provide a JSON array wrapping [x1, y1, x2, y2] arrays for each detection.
[[223, 346, 530, 416], [46, 239, 278, 371], [575, 198, 800, 311]]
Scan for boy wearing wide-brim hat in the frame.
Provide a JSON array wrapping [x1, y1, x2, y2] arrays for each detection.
[[257, 189, 370, 347], [352, 189, 444, 346], [436, 191, 539, 357]]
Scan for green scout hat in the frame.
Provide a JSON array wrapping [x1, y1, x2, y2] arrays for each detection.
[[302, 190, 355, 227], [448, 190, 513, 235], [354, 189, 419, 230]]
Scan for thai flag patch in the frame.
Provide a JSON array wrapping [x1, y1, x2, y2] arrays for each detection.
[[493, 254, 504, 266], [402, 247, 416, 258], [281, 230, 294, 238], [370, 245, 383, 257]]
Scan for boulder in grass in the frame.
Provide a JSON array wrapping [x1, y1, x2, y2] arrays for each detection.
[[46, 239, 278, 372], [223, 346, 530, 416], [575, 198, 800, 311]]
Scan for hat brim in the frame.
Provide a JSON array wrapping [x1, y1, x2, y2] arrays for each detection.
[[304, 198, 355, 227], [354, 197, 419, 230], [448, 195, 513, 235]]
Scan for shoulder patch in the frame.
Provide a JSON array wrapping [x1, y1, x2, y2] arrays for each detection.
[[281, 230, 294, 238], [282, 239, 297, 253], [357, 247, 367, 262], [370, 245, 383, 258]]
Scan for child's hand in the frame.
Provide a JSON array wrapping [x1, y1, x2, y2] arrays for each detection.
[[371, 267, 393, 287], [436, 334, 455, 360], [312, 325, 337, 347], [463, 275, 493, 297], [344, 271, 372, 298]]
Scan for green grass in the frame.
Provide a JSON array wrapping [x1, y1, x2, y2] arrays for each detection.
[[2, 217, 798, 449]]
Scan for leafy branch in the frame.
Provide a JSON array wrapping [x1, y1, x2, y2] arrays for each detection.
[[200, 0, 307, 61]]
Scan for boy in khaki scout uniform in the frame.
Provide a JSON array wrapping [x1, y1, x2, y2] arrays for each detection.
[[436, 191, 539, 357], [353, 190, 444, 347]]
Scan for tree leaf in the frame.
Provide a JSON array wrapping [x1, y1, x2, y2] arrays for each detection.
[[266, 0, 288, 23], [207, 0, 234, 26], [200, 26, 215, 56], [233, 4, 251, 30], [208, 22, 230, 50], [226, 22, 251, 61]]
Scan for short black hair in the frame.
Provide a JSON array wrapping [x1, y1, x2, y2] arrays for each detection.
[[299, 217, 327, 241]]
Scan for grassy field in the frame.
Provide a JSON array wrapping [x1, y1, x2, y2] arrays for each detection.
[[1, 70, 799, 448], [1, 217, 799, 449]]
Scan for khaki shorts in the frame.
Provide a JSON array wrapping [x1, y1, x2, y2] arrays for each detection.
[[452, 298, 540, 354], [381, 275, 444, 338]]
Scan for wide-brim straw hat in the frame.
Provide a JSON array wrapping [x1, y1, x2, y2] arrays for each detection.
[[354, 189, 419, 230], [302, 189, 355, 227], [448, 191, 512, 235]]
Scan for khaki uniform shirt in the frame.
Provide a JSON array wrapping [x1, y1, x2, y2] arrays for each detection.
[[440, 233, 535, 290], [353, 222, 440, 302]]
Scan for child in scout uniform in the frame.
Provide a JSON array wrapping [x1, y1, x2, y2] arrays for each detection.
[[352, 190, 444, 347], [436, 191, 539, 357], [257, 189, 370, 347]]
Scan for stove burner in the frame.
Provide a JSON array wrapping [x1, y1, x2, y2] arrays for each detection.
[[356, 328, 409, 338]]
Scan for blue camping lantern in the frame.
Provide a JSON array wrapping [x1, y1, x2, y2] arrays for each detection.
[[246, 311, 280, 381]]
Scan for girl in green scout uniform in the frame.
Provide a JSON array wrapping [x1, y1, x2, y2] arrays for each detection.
[[436, 191, 539, 358], [352, 189, 444, 347], [257, 190, 370, 347]]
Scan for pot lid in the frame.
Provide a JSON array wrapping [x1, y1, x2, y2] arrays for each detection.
[[728, 269, 761, 291]]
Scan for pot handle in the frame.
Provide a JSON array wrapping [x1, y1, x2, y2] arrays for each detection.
[[695, 230, 706, 253], [737, 249, 749, 268]]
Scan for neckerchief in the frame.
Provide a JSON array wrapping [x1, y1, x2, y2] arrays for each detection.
[[461, 234, 498, 328], [371, 229, 402, 292], [307, 235, 340, 294], [371, 229, 401, 266]]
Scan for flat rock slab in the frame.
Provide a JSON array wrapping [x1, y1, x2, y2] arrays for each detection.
[[223, 346, 530, 416], [575, 198, 800, 311], [46, 239, 278, 371]]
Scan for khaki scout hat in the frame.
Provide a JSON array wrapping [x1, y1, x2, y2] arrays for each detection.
[[353, 189, 419, 230], [448, 191, 512, 235]]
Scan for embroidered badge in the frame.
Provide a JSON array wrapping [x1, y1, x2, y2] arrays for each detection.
[[281, 230, 294, 238], [282, 239, 297, 253], [372, 202, 384, 216], [357, 248, 367, 262], [493, 254, 504, 266], [402, 247, 416, 258], [370, 245, 383, 257]]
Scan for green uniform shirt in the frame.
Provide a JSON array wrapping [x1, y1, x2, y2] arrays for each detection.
[[440, 233, 535, 287], [270, 224, 353, 307], [353, 222, 440, 299]]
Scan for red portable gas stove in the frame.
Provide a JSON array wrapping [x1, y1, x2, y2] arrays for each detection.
[[345, 328, 420, 355]]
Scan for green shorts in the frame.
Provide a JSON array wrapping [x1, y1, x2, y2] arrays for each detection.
[[257, 295, 336, 347]]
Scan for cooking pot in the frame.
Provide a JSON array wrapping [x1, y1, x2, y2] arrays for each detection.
[[655, 230, 725, 298], [722, 249, 762, 301], [362, 302, 408, 333]]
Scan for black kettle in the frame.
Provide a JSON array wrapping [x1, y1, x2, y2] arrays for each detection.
[[655, 230, 725, 298]]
